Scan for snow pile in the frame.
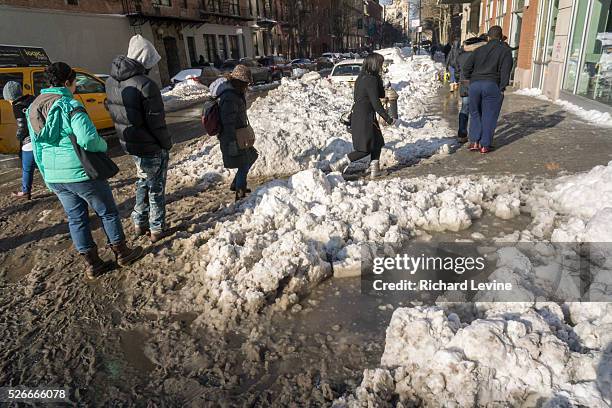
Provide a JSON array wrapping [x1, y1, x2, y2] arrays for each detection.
[[334, 305, 611, 407], [145, 170, 524, 329], [527, 161, 612, 243], [513, 88, 612, 127], [162, 79, 210, 112], [169, 55, 453, 188], [555, 99, 612, 128]]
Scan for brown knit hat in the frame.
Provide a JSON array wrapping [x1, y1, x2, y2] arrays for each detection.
[[230, 64, 253, 84]]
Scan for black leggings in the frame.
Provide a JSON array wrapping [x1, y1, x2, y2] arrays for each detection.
[[348, 146, 381, 162]]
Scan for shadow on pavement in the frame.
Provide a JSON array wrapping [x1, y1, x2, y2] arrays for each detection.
[[494, 105, 566, 149]]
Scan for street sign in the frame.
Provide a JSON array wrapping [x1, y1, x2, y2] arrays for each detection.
[[0, 45, 51, 67], [411, 19, 420, 28]]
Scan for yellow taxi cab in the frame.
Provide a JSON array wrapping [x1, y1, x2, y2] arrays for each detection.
[[0, 45, 114, 154]]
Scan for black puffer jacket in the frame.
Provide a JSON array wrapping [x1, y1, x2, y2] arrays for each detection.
[[218, 84, 258, 169], [105, 56, 172, 156], [12, 94, 36, 145]]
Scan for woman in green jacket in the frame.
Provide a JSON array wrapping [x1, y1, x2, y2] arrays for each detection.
[[27, 62, 143, 279]]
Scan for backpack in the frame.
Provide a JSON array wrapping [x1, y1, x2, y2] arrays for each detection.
[[201, 97, 220, 136]]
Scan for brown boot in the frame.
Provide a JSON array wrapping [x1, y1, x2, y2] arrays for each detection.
[[235, 188, 249, 202], [150, 230, 170, 243], [134, 224, 150, 237], [81, 246, 113, 280], [110, 241, 144, 267]]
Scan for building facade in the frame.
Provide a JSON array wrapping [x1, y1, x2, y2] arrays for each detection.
[[466, 0, 611, 111]]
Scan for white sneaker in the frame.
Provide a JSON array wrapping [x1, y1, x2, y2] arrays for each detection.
[[330, 156, 350, 173], [369, 160, 381, 178]]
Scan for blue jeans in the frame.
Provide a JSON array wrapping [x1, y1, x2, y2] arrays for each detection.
[[49, 179, 125, 253], [21, 150, 36, 193], [449, 66, 456, 83], [233, 162, 252, 190], [132, 149, 169, 232], [468, 80, 502, 148], [458, 96, 469, 137]]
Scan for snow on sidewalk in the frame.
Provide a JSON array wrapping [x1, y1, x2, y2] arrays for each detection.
[[135, 169, 524, 329], [333, 303, 611, 408], [169, 50, 454, 188], [514, 88, 612, 127]]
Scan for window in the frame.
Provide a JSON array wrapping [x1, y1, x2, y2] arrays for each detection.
[[66, 0, 79, 5], [33, 72, 46, 95], [218, 36, 229, 60], [229, 35, 240, 59], [252, 32, 259, 57], [152, 0, 172, 6], [229, 0, 240, 15], [497, 0, 507, 27], [575, 0, 611, 105], [187, 36, 197, 66], [332, 64, 362, 76], [563, 0, 590, 92], [0, 72, 23, 99], [203, 34, 218, 63], [75, 73, 105, 94]]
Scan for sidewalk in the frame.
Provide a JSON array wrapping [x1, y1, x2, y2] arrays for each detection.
[[394, 88, 612, 179]]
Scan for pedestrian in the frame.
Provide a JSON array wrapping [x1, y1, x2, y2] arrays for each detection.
[[209, 65, 258, 201], [106, 35, 173, 243], [26, 62, 143, 279], [463, 26, 513, 154], [446, 38, 461, 92], [443, 42, 452, 60], [455, 37, 487, 143], [330, 53, 394, 178], [412, 44, 418, 60], [198, 54, 206, 66], [214, 54, 223, 68], [3, 81, 36, 199]]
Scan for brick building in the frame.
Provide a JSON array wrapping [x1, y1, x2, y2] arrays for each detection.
[[454, 0, 610, 111]]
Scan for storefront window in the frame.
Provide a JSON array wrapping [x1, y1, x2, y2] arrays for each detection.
[[563, 0, 589, 92], [575, 0, 612, 105], [545, 0, 560, 60]]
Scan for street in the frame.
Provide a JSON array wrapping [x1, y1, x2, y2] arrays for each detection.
[[1, 51, 611, 407]]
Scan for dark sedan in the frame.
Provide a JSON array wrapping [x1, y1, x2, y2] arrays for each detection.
[[258, 56, 291, 80]]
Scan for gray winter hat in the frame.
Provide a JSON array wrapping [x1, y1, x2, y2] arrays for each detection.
[[127, 34, 161, 70], [2, 81, 22, 101]]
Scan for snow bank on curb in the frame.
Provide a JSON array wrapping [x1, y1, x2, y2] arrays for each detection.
[[527, 161, 612, 243], [333, 305, 611, 408], [514, 88, 612, 127], [162, 79, 210, 112], [169, 54, 454, 188], [137, 170, 524, 329]]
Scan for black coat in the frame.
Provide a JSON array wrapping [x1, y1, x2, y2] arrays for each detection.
[[218, 87, 258, 169], [463, 39, 513, 91], [351, 72, 392, 153], [456, 42, 486, 96], [106, 56, 172, 156], [12, 94, 36, 144]]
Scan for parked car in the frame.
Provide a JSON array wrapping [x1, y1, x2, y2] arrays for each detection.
[[322, 52, 341, 63], [170, 67, 222, 87], [315, 57, 334, 71], [239, 58, 273, 83], [290, 58, 317, 71], [257, 55, 291, 80], [0, 45, 114, 153], [328, 59, 363, 85]]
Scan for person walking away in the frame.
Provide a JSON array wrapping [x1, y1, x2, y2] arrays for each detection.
[[27, 62, 143, 279], [412, 44, 418, 59], [106, 35, 173, 243], [210, 65, 258, 201], [3, 81, 36, 199], [462, 26, 513, 154], [445, 39, 461, 92], [330, 53, 394, 178], [455, 37, 487, 143]]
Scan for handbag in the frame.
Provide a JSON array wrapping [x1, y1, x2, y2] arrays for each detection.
[[68, 108, 119, 180], [235, 117, 256, 149]]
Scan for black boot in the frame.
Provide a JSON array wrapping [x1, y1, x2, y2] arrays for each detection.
[[110, 241, 144, 267], [235, 188, 249, 202], [81, 246, 113, 280]]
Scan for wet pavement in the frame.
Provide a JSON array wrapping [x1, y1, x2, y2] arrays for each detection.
[[396, 87, 612, 179]]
